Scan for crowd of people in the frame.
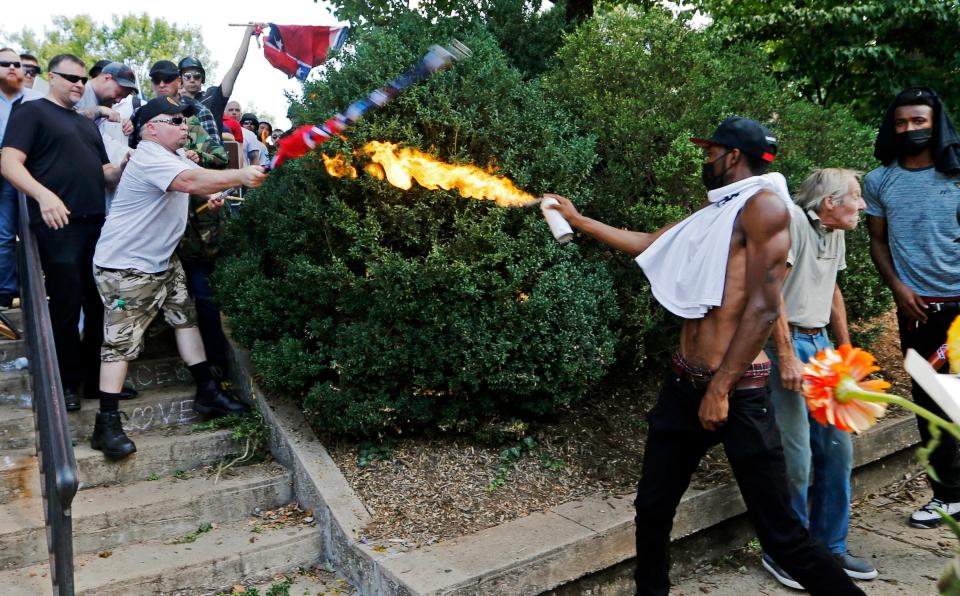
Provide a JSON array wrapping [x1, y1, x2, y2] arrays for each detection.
[[0, 24, 272, 459], [0, 18, 958, 596]]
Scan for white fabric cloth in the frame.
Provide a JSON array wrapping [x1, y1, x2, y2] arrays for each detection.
[[635, 173, 792, 319], [98, 95, 138, 212], [240, 127, 260, 166]]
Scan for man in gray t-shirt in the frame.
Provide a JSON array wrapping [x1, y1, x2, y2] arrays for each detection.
[[88, 96, 266, 460], [865, 87, 960, 528], [762, 169, 877, 588]]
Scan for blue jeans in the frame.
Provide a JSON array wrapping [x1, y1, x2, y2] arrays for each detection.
[[0, 179, 18, 301], [765, 329, 853, 554]]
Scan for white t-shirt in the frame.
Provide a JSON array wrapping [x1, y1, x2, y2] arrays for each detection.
[[94, 140, 199, 273], [240, 127, 261, 166]]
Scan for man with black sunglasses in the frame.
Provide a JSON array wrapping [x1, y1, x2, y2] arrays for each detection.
[[19, 53, 47, 94], [0, 47, 42, 311], [144, 60, 224, 164], [90, 96, 265, 458], [1, 53, 126, 412], [179, 24, 258, 134]]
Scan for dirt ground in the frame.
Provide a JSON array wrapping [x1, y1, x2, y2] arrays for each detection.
[[326, 307, 914, 548]]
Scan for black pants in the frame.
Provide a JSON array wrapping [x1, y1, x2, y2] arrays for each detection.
[[898, 307, 960, 501], [181, 258, 227, 370], [33, 217, 104, 392], [634, 372, 863, 596]]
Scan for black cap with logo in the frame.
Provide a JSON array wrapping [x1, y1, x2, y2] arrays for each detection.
[[130, 96, 195, 148], [690, 116, 778, 163], [240, 113, 259, 127]]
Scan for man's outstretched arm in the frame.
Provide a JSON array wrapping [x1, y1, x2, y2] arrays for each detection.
[[699, 191, 791, 430], [543, 193, 677, 257], [220, 24, 257, 99]]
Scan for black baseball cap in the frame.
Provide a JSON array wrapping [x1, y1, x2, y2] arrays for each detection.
[[149, 60, 180, 78], [89, 59, 111, 78], [240, 113, 259, 127], [100, 62, 139, 93], [135, 95, 195, 129], [691, 116, 778, 163]]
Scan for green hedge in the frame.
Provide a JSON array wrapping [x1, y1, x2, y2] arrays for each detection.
[[216, 16, 619, 437]]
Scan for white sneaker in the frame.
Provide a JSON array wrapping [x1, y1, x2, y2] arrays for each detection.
[[909, 498, 960, 528]]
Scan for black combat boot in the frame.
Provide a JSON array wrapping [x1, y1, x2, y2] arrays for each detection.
[[193, 378, 250, 417], [90, 411, 137, 460]]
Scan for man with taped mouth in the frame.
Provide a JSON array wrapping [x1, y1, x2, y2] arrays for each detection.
[[545, 117, 864, 595], [90, 95, 266, 460]]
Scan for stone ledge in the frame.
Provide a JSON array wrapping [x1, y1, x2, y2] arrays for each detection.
[[224, 325, 922, 595]]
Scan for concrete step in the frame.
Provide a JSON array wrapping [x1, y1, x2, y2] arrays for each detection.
[[0, 370, 29, 402], [246, 567, 358, 595], [1, 518, 323, 595], [0, 353, 191, 397], [0, 384, 205, 451], [0, 309, 21, 327], [0, 429, 240, 503], [0, 339, 27, 362], [0, 462, 292, 569]]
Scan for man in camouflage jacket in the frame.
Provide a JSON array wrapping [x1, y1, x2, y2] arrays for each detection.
[[143, 60, 232, 375]]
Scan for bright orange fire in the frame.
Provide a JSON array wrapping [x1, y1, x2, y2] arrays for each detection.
[[322, 154, 358, 178], [324, 141, 535, 207]]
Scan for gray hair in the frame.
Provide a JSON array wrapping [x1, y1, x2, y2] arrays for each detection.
[[794, 168, 863, 212]]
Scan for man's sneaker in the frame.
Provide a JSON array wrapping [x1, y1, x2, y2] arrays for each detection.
[[761, 554, 803, 590], [833, 552, 878, 580], [910, 498, 960, 528]]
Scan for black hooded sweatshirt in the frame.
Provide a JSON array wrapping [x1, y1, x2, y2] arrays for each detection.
[[873, 86, 960, 175]]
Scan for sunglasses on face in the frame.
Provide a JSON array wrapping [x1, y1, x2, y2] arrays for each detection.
[[151, 75, 178, 85], [23, 65, 41, 76], [0, 61, 22, 69], [52, 71, 88, 85], [152, 116, 188, 126], [181, 72, 201, 81]]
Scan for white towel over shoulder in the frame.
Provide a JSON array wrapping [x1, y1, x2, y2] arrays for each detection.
[[634, 173, 792, 319]]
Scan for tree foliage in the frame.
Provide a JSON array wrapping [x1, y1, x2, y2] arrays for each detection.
[[691, 0, 960, 124], [546, 5, 889, 366], [2, 13, 214, 96], [217, 15, 618, 438], [327, 0, 569, 78]]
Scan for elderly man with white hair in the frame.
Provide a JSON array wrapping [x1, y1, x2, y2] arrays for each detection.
[[759, 167, 878, 589]]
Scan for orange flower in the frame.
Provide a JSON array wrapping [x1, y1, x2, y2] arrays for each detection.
[[948, 315, 960, 374], [802, 344, 890, 434]]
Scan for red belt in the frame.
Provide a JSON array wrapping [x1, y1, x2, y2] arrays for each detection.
[[670, 360, 769, 391]]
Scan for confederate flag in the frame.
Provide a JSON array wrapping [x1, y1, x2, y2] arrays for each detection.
[[263, 24, 348, 80]]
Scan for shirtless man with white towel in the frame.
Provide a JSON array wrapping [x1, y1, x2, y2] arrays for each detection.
[[546, 116, 864, 596]]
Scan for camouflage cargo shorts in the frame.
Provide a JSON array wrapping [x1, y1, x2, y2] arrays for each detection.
[[94, 256, 197, 362]]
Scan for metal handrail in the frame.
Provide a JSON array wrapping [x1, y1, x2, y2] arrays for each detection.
[[17, 191, 78, 595]]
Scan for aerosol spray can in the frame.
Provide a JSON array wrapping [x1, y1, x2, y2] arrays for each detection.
[[540, 197, 574, 244], [929, 344, 950, 372]]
